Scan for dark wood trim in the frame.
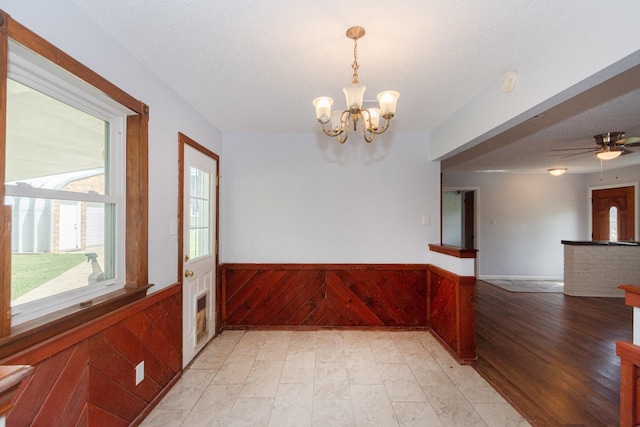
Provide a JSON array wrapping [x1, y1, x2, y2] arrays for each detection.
[[221, 263, 430, 270], [428, 243, 477, 258], [2, 11, 142, 114], [0, 285, 153, 362], [0, 11, 10, 342], [125, 111, 150, 288], [0, 284, 178, 366], [619, 284, 640, 308], [0, 365, 33, 418], [223, 325, 429, 331], [0, 207, 9, 338], [617, 341, 639, 427]]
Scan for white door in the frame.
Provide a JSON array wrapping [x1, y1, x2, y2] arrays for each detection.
[[182, 143, 218, 367], [59, 201, 80, 251]]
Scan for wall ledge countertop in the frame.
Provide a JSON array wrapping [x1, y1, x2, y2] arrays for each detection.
[[561, 240, 639, 246]]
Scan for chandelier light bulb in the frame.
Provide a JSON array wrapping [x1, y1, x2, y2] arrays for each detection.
[[313, 97, 333, 124], [377, 91, 400, 117]]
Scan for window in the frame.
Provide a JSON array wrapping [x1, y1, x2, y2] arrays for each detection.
[[0, 11, 149, 342], [5, 67, 125, 324], [609, 206, 618, 241]]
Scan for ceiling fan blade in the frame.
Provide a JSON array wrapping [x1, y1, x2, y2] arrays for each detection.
[[616, 136, 640, 145], [624, 141, 640, 147], [551, 149, 597, 159], [550, 147, 594, 152], [621, 148, 634, 155]]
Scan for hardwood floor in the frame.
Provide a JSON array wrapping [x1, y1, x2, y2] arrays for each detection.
[[475, 280, 632, 427]]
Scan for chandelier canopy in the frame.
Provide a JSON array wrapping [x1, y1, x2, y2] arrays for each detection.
[[313, 26, 399, 144]]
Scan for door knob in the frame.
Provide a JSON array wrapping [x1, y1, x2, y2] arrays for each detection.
[[184, 270, 194, 277]]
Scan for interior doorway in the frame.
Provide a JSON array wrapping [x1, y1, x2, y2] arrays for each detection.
[[442, 189, 476, 249], [591, 185, 635, 241], [179, 133, 220, 367]]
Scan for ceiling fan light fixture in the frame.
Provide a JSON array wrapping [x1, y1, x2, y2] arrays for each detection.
[[596, 149, 622, 160], [548, 168, 567, 176]]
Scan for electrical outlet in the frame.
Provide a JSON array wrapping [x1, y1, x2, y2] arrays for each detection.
[[135, 361, 144, 385]]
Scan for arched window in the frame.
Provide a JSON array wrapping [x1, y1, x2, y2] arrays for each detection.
[[609, 206, 618, 241]]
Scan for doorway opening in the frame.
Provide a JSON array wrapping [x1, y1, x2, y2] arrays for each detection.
[[442, 189, 476, 249]]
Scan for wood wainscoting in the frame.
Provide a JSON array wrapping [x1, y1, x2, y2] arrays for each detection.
[[221, 264, 429, 328], [0, 284, 181, 426], [427, 264, 476, 364], [221, 263, 476, 363]]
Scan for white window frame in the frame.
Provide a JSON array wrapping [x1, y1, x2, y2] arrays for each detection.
[[5, 40, 132, 325]]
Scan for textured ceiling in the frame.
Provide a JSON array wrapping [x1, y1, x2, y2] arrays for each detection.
[[69, 0, 640, 173], [70, 0, 584, 133]]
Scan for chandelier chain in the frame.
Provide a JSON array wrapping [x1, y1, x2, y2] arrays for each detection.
[[351, 38, 360, 84]]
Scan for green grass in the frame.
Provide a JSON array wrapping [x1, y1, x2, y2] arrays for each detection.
[[11, 253, 87, 300]]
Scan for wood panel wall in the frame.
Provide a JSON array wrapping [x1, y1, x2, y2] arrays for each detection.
[[1, 284, 181, 426], [427, 264, 476, 364], [222, 264, 428, 328]]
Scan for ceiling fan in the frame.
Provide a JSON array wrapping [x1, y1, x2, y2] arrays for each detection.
[[551, 131, 640, 160]]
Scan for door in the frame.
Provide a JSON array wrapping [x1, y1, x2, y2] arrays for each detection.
[[592, 186, 635, 241], [180, 135, 219, 367], [59, 201, 80, 251]]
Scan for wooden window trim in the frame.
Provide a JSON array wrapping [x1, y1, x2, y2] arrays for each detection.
[[0, 10, 149, 349]]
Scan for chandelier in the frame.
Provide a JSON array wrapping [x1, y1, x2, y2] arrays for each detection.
[[313, 26, 399, 144]]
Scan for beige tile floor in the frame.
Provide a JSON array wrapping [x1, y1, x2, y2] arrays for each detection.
[[141, 330, 530, 426]]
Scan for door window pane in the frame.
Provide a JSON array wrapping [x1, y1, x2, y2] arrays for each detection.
[[189, 166, 211, 259]]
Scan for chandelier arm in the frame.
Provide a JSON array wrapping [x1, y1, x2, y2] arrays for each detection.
[[321, 123, 342, 138], [370, 117, 391, 135], [359, 111, 375, 143], [337, 122, 349, 144], [335, 110, 350, 143]]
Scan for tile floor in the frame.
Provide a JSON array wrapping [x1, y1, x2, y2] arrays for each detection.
[[140, 330, 530, 426]]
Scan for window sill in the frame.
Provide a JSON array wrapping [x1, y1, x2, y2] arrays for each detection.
[[0, 284, 151, 360]]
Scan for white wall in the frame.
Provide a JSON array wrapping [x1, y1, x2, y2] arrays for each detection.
[[2, 1, 223, 292], [431, 1, 640, 162], [444, 172, 589, 279], [587, 164, 640, 188], [220, 131, 440, 263]]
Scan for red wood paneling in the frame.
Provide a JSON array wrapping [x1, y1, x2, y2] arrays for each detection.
[[222, 264, 428, 328], [3, 284, 181, 426], [427, 265, 476, 364]]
